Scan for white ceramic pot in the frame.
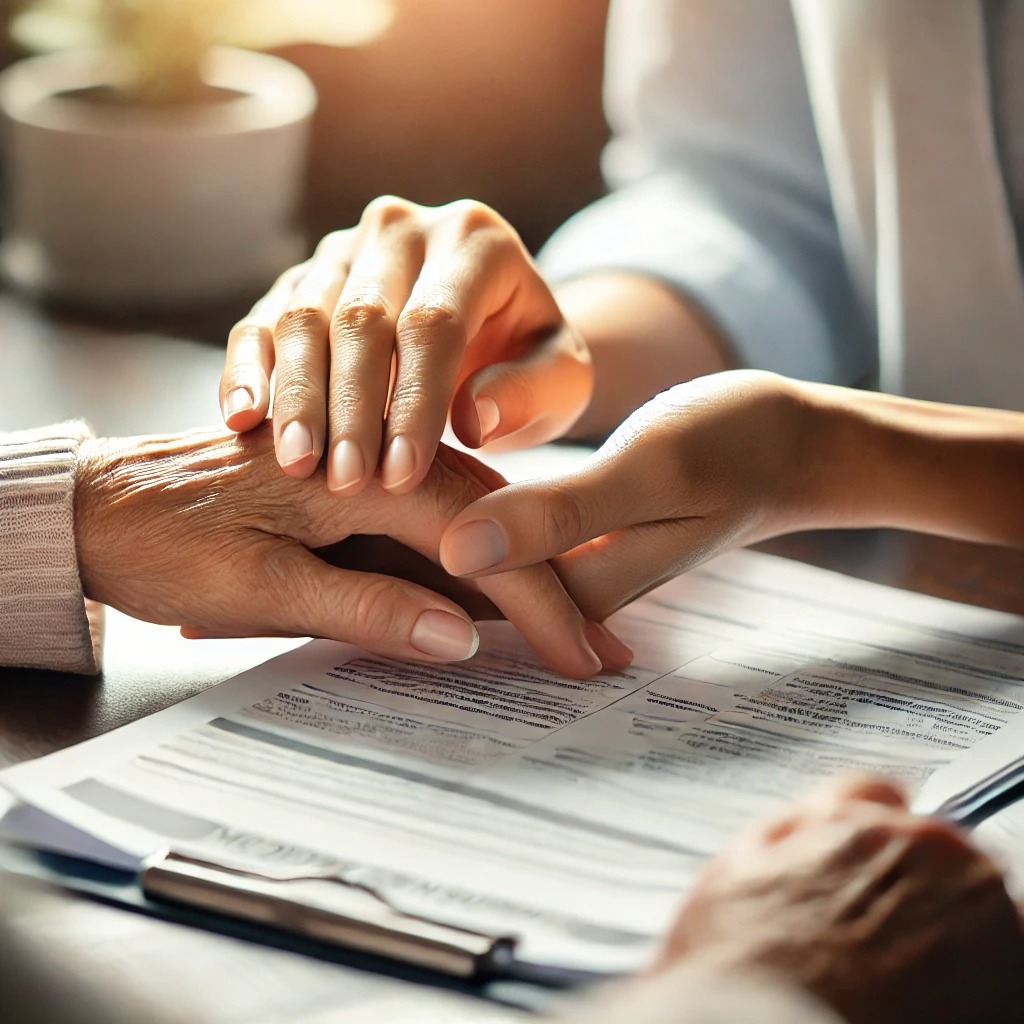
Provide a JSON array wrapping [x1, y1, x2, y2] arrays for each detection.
[[0, 47, 316, 309]]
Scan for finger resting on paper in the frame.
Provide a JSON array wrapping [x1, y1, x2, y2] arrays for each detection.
[[471, 560, 607, 679]]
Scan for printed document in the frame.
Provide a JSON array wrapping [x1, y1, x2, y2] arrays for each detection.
[[3, 551, 1024, 976]]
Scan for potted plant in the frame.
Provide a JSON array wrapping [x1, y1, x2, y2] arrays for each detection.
[[0, 0, 391, 309]]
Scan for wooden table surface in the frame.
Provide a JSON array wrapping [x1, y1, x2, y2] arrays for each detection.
[[1, 290, 1022, 1021]]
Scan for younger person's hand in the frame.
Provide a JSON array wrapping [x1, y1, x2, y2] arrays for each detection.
[[439, 368, 1024, 623], [439, 370, 810, 621], [219, 197, 593, 495]]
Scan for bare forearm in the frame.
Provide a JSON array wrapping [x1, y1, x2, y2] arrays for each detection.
[[786, 383, 1024, 547], [556, 272, 731, 438]]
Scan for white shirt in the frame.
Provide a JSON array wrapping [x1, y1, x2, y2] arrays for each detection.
[[541, 0, 1024, 410]]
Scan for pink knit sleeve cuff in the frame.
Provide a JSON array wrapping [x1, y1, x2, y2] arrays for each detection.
[[0, 422, 101, 675]]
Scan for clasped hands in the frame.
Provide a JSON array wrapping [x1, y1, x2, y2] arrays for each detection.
[[70, 196, 809, 680], [74, 197, 1024, 1022], [93, 194, 1024, 681], [203, 196, 819, 670], [75, 200, 628, 675]]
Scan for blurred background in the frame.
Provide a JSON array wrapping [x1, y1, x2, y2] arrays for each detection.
[[0, 0, 611, 337], [294, 0, 609, 251]]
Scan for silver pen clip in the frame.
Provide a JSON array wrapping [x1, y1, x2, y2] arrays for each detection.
[[141, 848, 517, 978]]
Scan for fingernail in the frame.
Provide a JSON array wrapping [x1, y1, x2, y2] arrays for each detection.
[[475, 396, 501, 444], [224, 386, 254, 423], [279, 420, 314, 467], [582, 643, 603, 675], [584, 621, 634, 671], [574, 629, 604, 677], [442, 519, 508, 576], [411, 610, 480, 661], [382, 436, 417, 491], [328, 439, 365, 493]]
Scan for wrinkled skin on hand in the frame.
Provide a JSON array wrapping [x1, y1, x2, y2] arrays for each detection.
[[73, 423, 628, 676], [660, 775, 1024, 1024]]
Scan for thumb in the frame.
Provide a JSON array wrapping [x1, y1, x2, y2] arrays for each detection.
[[257, 544, 482, 664], [438, 446, 664, 578], [450, 325, 593, 450]]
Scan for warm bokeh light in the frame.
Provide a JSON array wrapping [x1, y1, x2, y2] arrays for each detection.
[[229, 0, 396, 50], [4, 0, 611, 284], [11, 0, 397, 57]]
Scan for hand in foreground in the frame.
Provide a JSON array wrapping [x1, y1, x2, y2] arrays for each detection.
[[439, 370, 809, 621], [659, 774, 1024, 1024], [219, 197, 593, 494], [73, 424, 630, 677]]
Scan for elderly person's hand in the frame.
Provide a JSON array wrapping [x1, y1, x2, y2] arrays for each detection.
[[73, 423, 630, 677], [218, 198, 593, 494], [659, 774, 1024, 1024]]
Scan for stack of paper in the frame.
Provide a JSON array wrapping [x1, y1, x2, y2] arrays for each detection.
[[3, 549, 1024, 979]]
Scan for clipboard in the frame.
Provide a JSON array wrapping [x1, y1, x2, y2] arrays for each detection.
[[0, 842, 572, 1014], [140, 848, 516, 979]]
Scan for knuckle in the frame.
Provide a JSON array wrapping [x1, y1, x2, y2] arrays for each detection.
[[314, 229, 351, 257], [221, 369, 256, 398], [417, 455, 485, 523], [331, 296, 393, 338], [282, 262, 309, 285], [542, 484, 591, 551], [444, 198, 503, 235], [397, 301, 462, 341], [228, 320, 271, 355], [264, 262, 307, 296], [257, 265, 307, 312], [256, 547, 307, 609], [276, 306, 329, 342], [340, 575, 408, 642], [476, 225, 522, 264], [438, 475, 481, 524], [385, 380, 436, 439], [229, 317, 265, 341], [328, 390, 377, 436], [423, 487, 473, 532], [274, 376, 326, 413], [362, 194, 418, 229], [494, 364, 533, 412]]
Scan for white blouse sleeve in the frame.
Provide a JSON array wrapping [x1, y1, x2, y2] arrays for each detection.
[[540, 0, 874, 387]]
